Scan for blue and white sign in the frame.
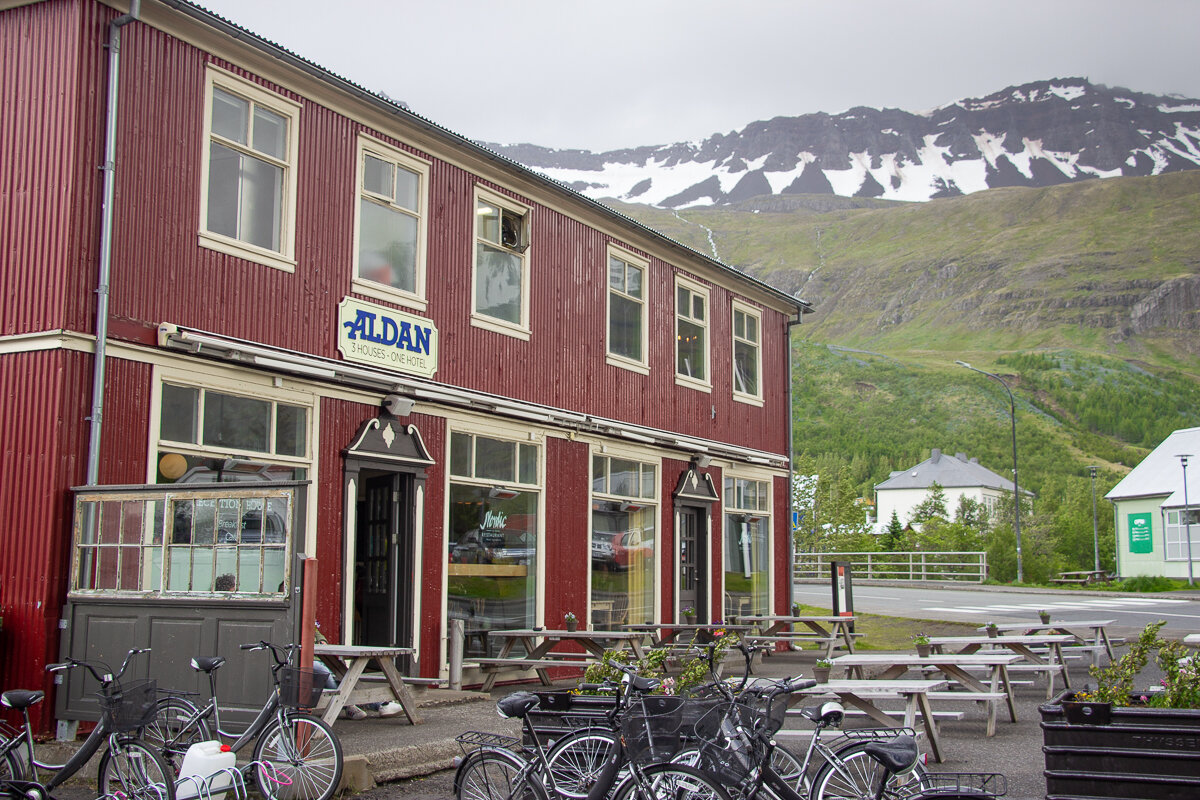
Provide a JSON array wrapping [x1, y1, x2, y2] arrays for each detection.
[[337, 297, 439, 377]]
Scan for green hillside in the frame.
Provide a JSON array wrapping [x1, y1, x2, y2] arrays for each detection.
[[603, 172, 1200, 580]]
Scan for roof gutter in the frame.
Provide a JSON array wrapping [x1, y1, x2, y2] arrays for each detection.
[[86, 0, 141, 485]]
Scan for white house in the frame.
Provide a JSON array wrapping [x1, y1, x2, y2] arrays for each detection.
[[1106, 427, 1200, 579], [874, 449, 1022, 532]]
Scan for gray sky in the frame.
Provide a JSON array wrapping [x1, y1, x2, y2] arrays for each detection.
[[196, 0, 1200, 152]]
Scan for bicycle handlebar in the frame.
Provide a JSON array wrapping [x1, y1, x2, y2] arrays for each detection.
[[44, 647, 150, 686], [239, 641, 299, 668]]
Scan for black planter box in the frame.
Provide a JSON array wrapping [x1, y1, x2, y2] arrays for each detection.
[[1040, 690, 1200, 800]]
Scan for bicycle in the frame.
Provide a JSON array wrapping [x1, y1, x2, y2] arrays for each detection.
[[454, 689, 731, 800], [138, 641, 343, 800], [0, 647, 175, 800]]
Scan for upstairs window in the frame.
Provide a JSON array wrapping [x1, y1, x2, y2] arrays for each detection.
[[200, 67, 300, 271], [607, 246, 648, 371], [732, 302, 762, 403], [353, 136, 429, 308], [472, 188, 530, 337], [675, 278, 710, 388]]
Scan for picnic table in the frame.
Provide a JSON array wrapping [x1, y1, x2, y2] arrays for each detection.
[[1184, 633, 1200, 646], [795, 678, 949, 762], [983, 619, 1119, 663], [829, 652, 1019, 736], [928, 634, 1075, 698], [475, 628, 647, 691], [737, 614, 860, 658], [1051, 570, 1115, 585], [622, 622, 753, 649], [313, 644, 419, 725]]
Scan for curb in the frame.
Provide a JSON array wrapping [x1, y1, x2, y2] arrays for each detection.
[[796, 577, 1200, 601]]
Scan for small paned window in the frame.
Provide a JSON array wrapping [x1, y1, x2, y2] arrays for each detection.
[[1165, 508, 1200, 561], [723, 476, 771, 619], [732, 303, 762, 401], [676, 279, 709, 386], [354, 137, 429, 306], [200, 68, 299, 270], [473, 189, 530, 335], [607, 249, 647, 367], [450, 431, 538, 486]]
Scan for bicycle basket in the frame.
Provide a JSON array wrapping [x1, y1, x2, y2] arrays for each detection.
[[692, 700, 766, 783], [100, 679, 156, 733], [619, 695, 688, 763], [278, 667, 323, 710], [918, 773, 1008, 797]]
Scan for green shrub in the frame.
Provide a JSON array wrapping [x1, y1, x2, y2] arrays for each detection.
[[1117, 575, 1182, 593]]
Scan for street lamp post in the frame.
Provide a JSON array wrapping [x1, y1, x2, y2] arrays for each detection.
[[956, 361, 1023, 583], [1088, 466, 1100, 573], [1178, 454, 1194, 587]]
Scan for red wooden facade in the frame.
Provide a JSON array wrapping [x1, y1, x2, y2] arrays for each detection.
[[0, 0, 805, 725]]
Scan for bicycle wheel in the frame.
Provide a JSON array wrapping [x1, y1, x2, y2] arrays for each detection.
[[613, 762, 731, 800], [454, 748, 539, 800], [96, 736, 178, 800], [251, 712, 343, 800], [544, 728, 619, 798], [810, 742, 930, 800], [764, 743, 808, 798], [140, 696, 213, 772]]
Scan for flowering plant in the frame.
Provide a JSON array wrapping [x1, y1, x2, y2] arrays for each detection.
[[911, 633, 930, 646], [792, 602, 802, 614], [1076, 620, 1200, 709], [815, 658, 833, 668], [682, 606, 695, 616], [563, 611, 577, 622]]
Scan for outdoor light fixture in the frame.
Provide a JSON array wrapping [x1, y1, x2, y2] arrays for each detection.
[[619, 502, 645, 513], [956, 360, 1024, 583], [692, 454, 713, 469], [1087, 466, 1100, 573], [489, 486, 519, 500], [1177, 454, 1194, 587]]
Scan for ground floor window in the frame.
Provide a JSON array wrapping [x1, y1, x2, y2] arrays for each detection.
[[591, 455, 657, 629], [1165, 508, 1200, 561], [724, 476, 770, 619], [447, 432, 540, 656]]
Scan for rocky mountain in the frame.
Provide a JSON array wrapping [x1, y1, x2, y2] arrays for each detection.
[[485, 78, 1200, 207]]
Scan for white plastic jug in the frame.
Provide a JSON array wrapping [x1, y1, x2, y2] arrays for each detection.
[[177, 740, 236, 800]]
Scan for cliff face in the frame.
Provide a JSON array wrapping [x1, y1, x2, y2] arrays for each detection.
[[485, 79, 1200, 208]]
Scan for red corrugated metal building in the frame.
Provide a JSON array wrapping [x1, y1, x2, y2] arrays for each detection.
[[0, 0, 807, 728]]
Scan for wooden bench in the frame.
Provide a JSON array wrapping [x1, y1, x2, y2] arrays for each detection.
[[1050, 577, 1088, 585]]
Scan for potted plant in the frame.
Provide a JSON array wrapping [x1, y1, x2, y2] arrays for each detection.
[[681, 606, 696, 624], [912, 633, 931, 658], [563, 611, 578, 632], [813, 658, 833, 683], [1040, 621, 1200, 799], [791, 601, 802, 616], [1038, 609, 1051, 624], [985, 621, 999, 638]]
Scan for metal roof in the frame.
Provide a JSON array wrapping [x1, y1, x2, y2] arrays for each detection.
[[163, 0, 811, 316], [1106, 426, 1200, 507], [875, 448, 1024, 494]]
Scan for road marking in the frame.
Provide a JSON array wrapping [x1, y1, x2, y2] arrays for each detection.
[[923, 597, 1191, 615]]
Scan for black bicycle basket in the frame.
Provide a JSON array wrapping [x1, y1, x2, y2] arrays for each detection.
[[100, 679, 156, 733], [278, 666, 323, 710], [619, 695, 689, 763]]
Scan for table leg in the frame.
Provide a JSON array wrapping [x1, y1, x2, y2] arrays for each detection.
[[998, 666, 1017, 723], [838, 693, 900, 729], [1053, 642, 1071, 690], [322, 657, 368, 726], [377, 657, 422, 725], [913, 692, 943, 763]]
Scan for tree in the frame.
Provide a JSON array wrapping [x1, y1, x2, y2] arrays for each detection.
[[880, 511, 905, 551], [909, 482, 949, 526]]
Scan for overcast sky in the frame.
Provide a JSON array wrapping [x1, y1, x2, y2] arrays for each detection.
[[196, 0, 1200, 152]]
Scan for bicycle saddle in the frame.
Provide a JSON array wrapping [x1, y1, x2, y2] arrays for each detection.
[[190, 656, 226, 673], [2, 690, 45, 710], [496, 691, 541, 719], [631, 674, 659, 693], [798, 701, 844, 726], [862, 735, 919, 774]]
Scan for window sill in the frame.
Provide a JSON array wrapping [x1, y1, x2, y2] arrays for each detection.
[[198, 231, 296, 273], [733, 392, 764, 408], [350, 279, 428, 312], [674, 375, 712, 393], [470, 314, 531, 341], [606, 354, 650, 376]]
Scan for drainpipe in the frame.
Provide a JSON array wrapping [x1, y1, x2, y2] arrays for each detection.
[[785, 312, 804, 611], [86, 0, 140, 486]]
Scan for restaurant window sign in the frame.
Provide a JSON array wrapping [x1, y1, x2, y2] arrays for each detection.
[[337, 296, 438, 377], [1128, 512, 1153, 554], [447, 432, 540, 656]]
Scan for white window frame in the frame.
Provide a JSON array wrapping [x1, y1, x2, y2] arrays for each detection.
[[674, 275, 711, 392], [198, 65, 301, 273], [471, 186, 531, 340], [589, 446, 662, 626], [351, 134, 430, 310], [722, 472, 774, 617], [1164, 507, 1200, 561], [605, 244, 650, 374], [731, 300, 763, 406]]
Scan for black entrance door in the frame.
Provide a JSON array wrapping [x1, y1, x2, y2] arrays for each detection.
[[355, 472, 412, 658], [678, 507, 706, 621]]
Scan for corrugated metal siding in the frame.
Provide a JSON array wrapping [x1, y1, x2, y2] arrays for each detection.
[[544, 437, 589, 622], [0, 349, 91, 726], [773, 474, 790, 615]]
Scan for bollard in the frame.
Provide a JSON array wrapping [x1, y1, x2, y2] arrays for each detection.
[[449, 618, 464, 691]]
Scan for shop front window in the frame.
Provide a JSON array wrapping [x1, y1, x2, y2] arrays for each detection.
[[447, 432, 540, 656], [724, 477, 770, 619], [592, 455, 657, 629]]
